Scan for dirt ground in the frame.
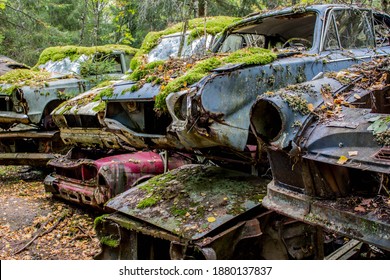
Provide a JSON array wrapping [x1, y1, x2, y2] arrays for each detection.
[[0, 166, 101, 260]]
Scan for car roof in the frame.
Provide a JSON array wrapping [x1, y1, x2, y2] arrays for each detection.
[[0, 55, 29, 76], [225, 4, 369, 32]]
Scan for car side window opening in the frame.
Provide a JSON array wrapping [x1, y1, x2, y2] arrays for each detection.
[[374, 14, 390, 47], [324, 9, 375, 50]]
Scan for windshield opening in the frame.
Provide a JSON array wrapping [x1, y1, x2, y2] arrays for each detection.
[[219, 12, 317, 52]]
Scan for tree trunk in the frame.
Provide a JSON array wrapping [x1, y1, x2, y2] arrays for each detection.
[[198, 0, 206, 17], [94, 1, 100, 46], [382, 0, 389, 13], [79, 0, 88, 45]]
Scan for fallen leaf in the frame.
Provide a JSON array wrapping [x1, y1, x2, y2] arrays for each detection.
[[337, 155, 348, 165], [348, 151, 358, 156], [361, 199, 372, 206], [207, 217, 216, 223], [307, 103, 314, 112], [353, 94, 361, 100], [354, 205, 366, 212]]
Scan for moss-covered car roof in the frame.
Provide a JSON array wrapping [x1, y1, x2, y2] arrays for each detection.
[[130, 16, 241, 70], [37, 44, 139, 66]]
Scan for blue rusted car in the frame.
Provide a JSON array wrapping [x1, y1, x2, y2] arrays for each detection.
[[250, 57, 390, 254], [164, 4, 390, 155], [53, 5, 389, 158], [52, 17, 238, 150]]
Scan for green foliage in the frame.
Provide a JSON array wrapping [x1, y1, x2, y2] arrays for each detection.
[[136, 196, 159, 209], [128, 60, 165, 80], [93, 214, 109, 228], [368, 116, 390, 146], [92, 100, 107, 112], [223, 47, 276, 65], [80, 58, 116, 77], [93, 87, 114, 101], [92, 80, 116, 90], [367, 116, 390, 135]]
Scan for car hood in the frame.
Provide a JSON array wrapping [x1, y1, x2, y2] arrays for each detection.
[[105, 164, 268, 240]]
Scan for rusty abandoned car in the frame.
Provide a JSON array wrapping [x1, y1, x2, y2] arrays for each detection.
[[0, 4, 387, 259], [44, 150, 192, 207], [0, 45, 136, 165], [94, 58, 390, 260], [53, 5, 389, 163], [250, 57, 390, 252], [51, 16, 239, 151], [41, 5, 390, 260]]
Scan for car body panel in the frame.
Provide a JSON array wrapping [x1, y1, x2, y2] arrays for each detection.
[[45, 151, 191, 207]]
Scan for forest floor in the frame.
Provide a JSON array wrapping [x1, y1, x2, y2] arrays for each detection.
[[1, 166, 389, 260], [0, 165, 101, 260]]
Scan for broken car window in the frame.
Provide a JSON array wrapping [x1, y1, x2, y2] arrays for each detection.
[[323, 14, 340, 50], [218, 12, 316, 52], [219, 34, 265, 52], [325, 9, 375, 50], [374, 14, 390, 47], [147, 33, 215, 62]]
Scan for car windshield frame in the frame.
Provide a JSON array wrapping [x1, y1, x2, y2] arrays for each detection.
[[215, 10, 319, 53]]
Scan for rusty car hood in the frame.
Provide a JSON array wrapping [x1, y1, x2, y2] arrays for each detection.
[[105, 164, 269, 240]]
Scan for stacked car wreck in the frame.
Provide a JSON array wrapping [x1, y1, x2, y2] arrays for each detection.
[[250, 58, 390, 252], [41, 5, 390, 259], [0, 45, 136, 165]]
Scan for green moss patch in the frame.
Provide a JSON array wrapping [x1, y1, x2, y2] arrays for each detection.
[[130, 16, 240, 70], [99, 235, 120, 248], [129, 47, 276, 111], [94, 214, 109, 229], [37, 44, 138, 66], [0, 69, 52, 94], [123, 165, 269, 238]]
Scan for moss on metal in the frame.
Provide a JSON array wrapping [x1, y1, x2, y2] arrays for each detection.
[[37, 44, 138, 66], [281, 92, 310, 115], [0, 69, 52, 94], [130, 16, 240, 70], [129, 47, 276, 111], [99, 235, 120, 248], [132, 165, 268, 237]]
